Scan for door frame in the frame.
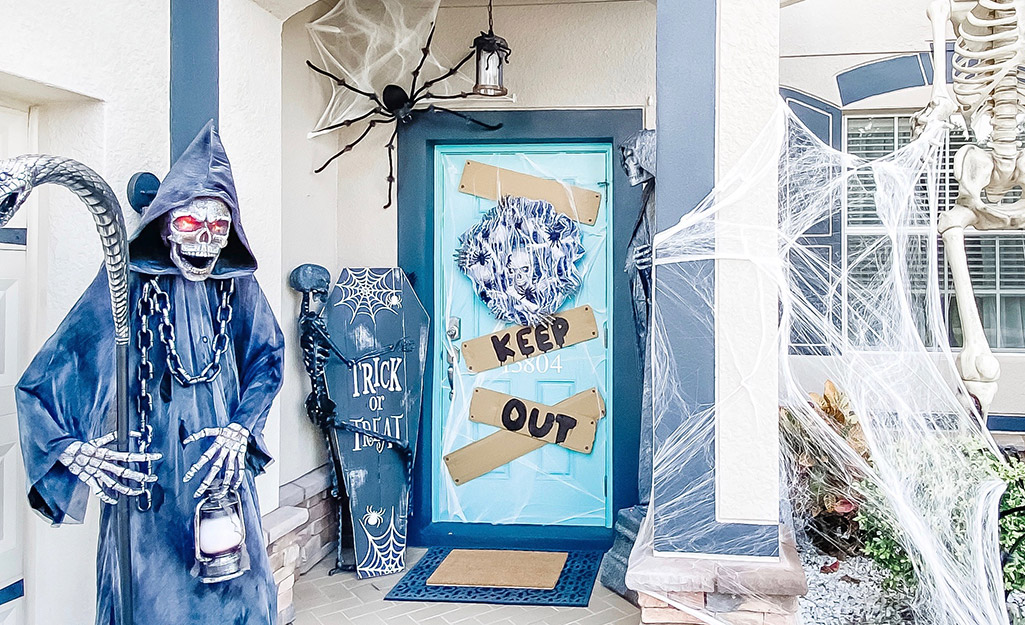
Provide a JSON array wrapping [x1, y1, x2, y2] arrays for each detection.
[[398, 108, 643, 549]]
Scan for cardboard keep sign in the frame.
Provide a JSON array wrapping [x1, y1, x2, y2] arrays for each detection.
[[458, 160, 602, 226], [461, 305, 599, 373], [445, 389, 606, 485], [468, 387, 602, 453]]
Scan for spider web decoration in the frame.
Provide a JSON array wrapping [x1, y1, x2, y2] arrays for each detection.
[[456, 196, 586, 326], [357, 510, 406, 578], [333, 268, 402, 323], [306, 0, 473, 138]]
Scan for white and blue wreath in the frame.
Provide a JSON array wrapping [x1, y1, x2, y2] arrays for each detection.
[[456, 195, 585, 327]]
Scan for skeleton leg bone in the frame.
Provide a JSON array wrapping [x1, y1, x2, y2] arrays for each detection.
[[940, 203, 1000, 415]]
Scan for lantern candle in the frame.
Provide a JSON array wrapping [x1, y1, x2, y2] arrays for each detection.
[[194, 489, 247, 583], [198, 508, 244, 555]]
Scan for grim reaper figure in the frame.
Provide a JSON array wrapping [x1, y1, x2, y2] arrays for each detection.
[[16, 122, 284, 624]]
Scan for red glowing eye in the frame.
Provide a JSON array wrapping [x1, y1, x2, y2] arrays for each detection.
[[210, 220, 230, 235], [173, 215, 202, 232]]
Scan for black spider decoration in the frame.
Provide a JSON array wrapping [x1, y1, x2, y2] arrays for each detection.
[[307, 22, 504, 209]]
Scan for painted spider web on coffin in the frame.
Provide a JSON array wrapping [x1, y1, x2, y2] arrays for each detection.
[[456, 196, 585, 326], [334, 268, 402, 322], [357, 510, 406, 577]]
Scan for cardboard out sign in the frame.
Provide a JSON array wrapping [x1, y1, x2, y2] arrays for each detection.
[[461, 305, 599, 373], [458, 160, 602, 226], [445, 388, 606, 485], [468, 387, 602, 453]]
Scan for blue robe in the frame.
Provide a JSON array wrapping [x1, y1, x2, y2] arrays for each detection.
[[16, 122, 284, 624]]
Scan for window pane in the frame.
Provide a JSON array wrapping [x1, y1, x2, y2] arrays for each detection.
[[1000, 296, 1025, 348], [947, 294, 998, 348], [999, 235, 1025, 290], [846, 117, 896, 228]]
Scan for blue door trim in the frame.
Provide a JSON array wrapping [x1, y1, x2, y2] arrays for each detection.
[[0, 580, 23, 607], [0, 228, 26, 246], [652, 0, 779, 558], [398, 108, 643, 549], [170, 0, 218, 162]]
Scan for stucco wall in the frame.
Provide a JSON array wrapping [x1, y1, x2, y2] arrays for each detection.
[[220, 0, 285, 511], [716, 1, 781, 526], [276, 0, 656, 485]]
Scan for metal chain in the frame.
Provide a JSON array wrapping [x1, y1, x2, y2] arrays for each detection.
[[148, 277, 234, 386], [135, 282, 156, 511], [134, 277, 235, 511]]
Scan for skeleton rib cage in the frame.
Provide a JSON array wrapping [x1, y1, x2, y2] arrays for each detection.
[[951, 1, 1025, 157]]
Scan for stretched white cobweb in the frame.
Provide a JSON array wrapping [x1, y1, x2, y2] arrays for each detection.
[[306, 0, 474, 138], [334, 268, 401, 322]]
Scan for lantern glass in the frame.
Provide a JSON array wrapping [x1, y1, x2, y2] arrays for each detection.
[[474, 45, 507, 97], [194, 490, 247, 584]]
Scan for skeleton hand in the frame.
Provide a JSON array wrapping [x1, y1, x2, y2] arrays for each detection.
[[632, 244, 653, 272], [59, 432, 162, 505], [911, 95, 959, 138], [183, 423, 249, 498]]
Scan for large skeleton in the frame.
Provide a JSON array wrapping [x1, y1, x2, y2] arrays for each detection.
[[914, 0, 1025, 415]]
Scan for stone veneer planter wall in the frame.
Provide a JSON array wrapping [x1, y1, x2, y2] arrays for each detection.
[[262, 464, 338, 625]]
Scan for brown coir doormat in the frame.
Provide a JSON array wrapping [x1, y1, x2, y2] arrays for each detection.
[[425, 549, 569, 590]]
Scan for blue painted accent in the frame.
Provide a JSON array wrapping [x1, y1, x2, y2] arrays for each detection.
[[398, 108, 642, 549], [0, 580, 24, 606], [651, 0, 778, 558], [780, 88, 842, 151], [0, 228, 26, 246], [837, 54, 927, 106], [386, 548, 603, 606], [921, 52, 934, 85], [170, 0, 218, 162], [780, 89, 843, 353], [989, 415, 1025, 432]]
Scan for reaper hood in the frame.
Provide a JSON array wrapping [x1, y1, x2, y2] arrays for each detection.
[[129, 120, 258, 278]]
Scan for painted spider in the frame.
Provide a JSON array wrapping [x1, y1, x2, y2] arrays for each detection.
[[362, 505, 385, 527], [307, 21, 504, 209]]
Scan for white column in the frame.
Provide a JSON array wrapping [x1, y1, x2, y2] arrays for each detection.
[[714, 1, 781, 526]]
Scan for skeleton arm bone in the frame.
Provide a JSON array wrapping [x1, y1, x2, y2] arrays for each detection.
[[913, 0, 962, 136]]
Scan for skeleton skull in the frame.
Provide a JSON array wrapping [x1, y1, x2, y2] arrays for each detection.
[[506, 249, 534, 296], [165, 198, 232, 281]]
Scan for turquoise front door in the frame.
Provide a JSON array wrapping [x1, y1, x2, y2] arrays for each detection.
[[430, 144, 615, 528]]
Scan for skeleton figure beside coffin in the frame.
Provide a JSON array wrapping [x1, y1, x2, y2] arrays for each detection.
[[291, 266, 428, 579], [913, 0, 1025, 415]]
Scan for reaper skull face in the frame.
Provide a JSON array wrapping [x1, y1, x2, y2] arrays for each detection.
[[506, 249, 534, 296], [620, 130, 656, 187], [165, 198, 231, 281]]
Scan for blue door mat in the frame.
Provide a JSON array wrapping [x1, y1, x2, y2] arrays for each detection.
[[384, 548, 604, 607]]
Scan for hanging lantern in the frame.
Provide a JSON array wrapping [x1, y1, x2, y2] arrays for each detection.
[[472, 0, 511, 97], [194, 489, 247, 583]]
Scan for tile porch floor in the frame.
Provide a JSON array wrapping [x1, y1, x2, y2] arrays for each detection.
[[292, 549, 641, 625]]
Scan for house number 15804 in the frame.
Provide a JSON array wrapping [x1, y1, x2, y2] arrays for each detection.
[[507, 354, 563, 374]]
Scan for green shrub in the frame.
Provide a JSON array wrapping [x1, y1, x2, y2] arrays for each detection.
[[857, 446, 1025, 592]]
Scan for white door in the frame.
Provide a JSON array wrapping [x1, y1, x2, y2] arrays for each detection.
[[0, 104, 31, 623]]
